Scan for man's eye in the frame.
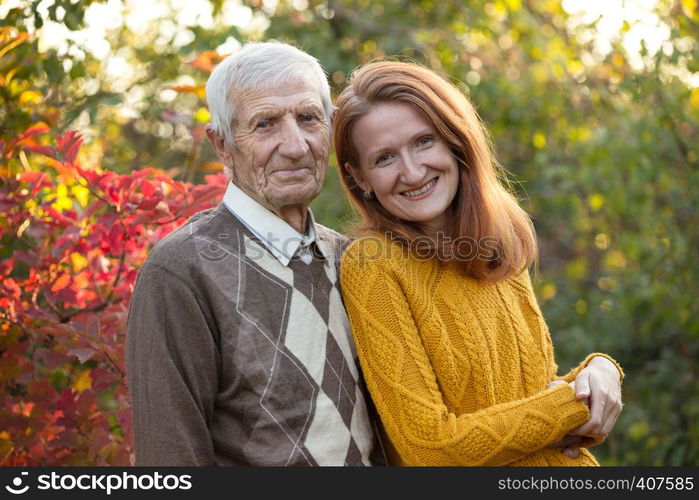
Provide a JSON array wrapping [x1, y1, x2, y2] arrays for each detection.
[[256, 119, 271, 129], [300, 112, 317, 122]]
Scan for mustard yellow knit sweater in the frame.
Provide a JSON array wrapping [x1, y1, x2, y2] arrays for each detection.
[[340, 236, 622, 466]]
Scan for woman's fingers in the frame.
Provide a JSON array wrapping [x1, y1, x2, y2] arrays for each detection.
[[548, 434, 583, 449], [549, 357, 623, 449], [574, 370, 591, 400], [600, 389, 623, 435], [576, 381, 607, 436], [568, 355, 623, 443]]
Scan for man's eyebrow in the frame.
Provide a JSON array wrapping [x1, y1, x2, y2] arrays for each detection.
[[299, 100, 324, 109], [246, 110, 280, 127], [300, 104, 325, 114], [244, 101, 325, 127]]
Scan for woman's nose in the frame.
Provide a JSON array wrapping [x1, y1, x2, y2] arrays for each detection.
[[400, 154, 426, 185]]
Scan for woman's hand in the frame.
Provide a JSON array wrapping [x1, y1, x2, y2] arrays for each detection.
[[547, 359, 623, 458], [547, 432, 584, 458], [567, 355, 623, 444]]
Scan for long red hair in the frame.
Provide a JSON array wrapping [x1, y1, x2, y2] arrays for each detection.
[[333, 61, 537, 281]]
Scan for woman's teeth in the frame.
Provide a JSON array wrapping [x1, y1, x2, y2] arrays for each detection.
[[401, 178, 437, 197]]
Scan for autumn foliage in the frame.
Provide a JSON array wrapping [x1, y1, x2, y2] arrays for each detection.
[[0, 128, 227, 465], [2, 1, 698, 466]]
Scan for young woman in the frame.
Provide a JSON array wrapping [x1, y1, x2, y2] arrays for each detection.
[[333, 61, 624, 466]]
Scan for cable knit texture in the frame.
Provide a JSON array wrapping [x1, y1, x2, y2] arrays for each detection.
[[340, 235, 617, 466]]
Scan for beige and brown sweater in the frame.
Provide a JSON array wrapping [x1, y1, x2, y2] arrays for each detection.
[[126, 204, 386, 466]]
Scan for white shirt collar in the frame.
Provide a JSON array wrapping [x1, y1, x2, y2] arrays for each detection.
[[222, 181, 330, 266]]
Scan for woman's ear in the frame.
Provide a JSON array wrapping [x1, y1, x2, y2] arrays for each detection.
[[344, 162, 370, 193]]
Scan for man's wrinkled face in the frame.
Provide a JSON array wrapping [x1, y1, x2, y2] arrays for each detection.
[[217, 79, 330, 214]]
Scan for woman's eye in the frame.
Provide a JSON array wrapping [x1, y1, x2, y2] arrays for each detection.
[[375, 153, 393, 166], [417, 135, 434, 146]]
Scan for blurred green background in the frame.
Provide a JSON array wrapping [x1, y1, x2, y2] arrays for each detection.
[[1, 0, 698, 465]]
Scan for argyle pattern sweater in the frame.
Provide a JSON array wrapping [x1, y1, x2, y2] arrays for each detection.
[[340, 235, 622, 466], [126, 205, 386, 466]]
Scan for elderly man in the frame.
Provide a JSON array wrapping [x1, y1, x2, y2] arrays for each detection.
[[125, 42, 386, 466]]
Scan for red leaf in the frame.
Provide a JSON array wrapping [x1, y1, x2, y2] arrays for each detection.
[[22, 144, 57, 159], [83, 199, 106, 219], [28, 172, 50, 196], [44, 206, 76, 227], [17, 170, 45, 184], [188, 50, 227, 73], [34, 348, 67, 370], [17, 125, 50, 143], [87, 427, 112, 462], [75, 390, 97, 416], [40, 323, 77, 338], [56, 130, 83, 164], [152, 200, 171, 217], [50, 273, 71, 292], [56, 389, 78, 421], [67, 347, 97, 363], [190, 184, 225, 206], [137, 196, 161, 210], [51, 230, 79, 258], [0, 257, 15, 276], [27, 380, 57, 399], [95, 211, 119, 228], [140, 179, 156, 196], [54, 286, 79, 305], [70, 314, 100, 338], [204, 172, 229, 187], [169, 181, 187, 194], [90, 367, 115, 391]]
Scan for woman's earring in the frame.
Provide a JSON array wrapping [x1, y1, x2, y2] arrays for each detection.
[[363, 190, 373, 200]]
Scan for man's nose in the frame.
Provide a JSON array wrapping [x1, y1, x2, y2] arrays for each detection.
[[400, 153, 426, 185], [277, 118, 310, 159]]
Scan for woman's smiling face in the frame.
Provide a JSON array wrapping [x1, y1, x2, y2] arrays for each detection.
[[347, 101, 460, 234]]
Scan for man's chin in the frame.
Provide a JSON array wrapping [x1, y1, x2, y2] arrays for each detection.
[[264, 183, 322, 210]]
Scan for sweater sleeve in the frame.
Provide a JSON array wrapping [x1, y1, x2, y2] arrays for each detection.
[[557, 353, 625, 384], [125, 261, 219, 465], [340, 242, 590, 466]]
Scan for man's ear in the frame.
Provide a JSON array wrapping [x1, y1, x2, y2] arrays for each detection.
[[206, 124, 231, 163], [344, 162, 370, 193]]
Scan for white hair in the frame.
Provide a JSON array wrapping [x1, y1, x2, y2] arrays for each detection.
[[206, 41, 333, 147]]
